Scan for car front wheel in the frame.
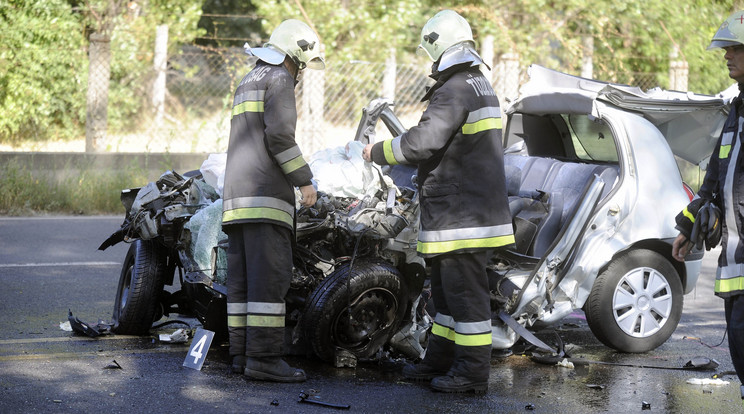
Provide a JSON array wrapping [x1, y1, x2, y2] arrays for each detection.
[[112, 240, 168, 335], [585, 249, 683, 353], [302, 259, 408, 363]]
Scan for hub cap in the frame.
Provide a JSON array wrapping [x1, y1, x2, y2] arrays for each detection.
[[612, 266, 672, 338]]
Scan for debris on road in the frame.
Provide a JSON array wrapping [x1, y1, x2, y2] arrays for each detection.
[[686, 378, 730, 386]]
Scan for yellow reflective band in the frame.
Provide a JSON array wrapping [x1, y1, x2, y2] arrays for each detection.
[[682, 207, 695, 223], [231, 101, 264, 118], [246, 315, 285, 328], [383, 140, 399, 165], [462, 117, 502, 135], [280, 155, 307, 175], [223, 207, 293, 227], [455, 332, 492, 347], [720, 145, 731, 159], [715, 276, 744, 294], [431, 322, 456, 342], [417, 234, 516, 255], [227, 315, 247, 328]]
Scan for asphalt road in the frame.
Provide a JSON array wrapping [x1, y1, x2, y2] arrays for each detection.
[[0, 216, 742, 413]]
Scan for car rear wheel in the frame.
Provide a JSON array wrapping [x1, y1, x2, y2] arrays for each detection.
[[585, 249, 683, 353], [112, 240, 168, 335], [302, 260, 407, 363]]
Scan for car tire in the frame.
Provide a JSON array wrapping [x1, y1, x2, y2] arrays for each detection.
[[112, 240, 168, 335], [302, 259, 407, 363], [585, 249, 683, 353]]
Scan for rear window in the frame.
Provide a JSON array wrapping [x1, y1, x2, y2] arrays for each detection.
[[563, 114, 619, 163]]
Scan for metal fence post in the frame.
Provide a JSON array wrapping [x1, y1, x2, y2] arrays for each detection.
[[669, 46, 688, 91], [152, 25, 168, 129], [581, 36, 594, 79], [383, 48, 396, 101], [481, 35, 494, 82], [300, 68, 325, 155], [85, 33, 111, 153], [495, 53, 520, 102]]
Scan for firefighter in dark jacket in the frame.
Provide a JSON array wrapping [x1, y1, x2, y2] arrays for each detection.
[[363, 10, 515, 394], [222, 19, 324, 383], [673, 10, 744, 402]]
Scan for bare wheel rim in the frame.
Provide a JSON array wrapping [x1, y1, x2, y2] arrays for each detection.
[[612, 266, 673, 338], [332, 287, 398, 349]]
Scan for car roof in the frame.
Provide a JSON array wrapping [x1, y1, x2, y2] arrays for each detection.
[[506, 65, 736, 165]]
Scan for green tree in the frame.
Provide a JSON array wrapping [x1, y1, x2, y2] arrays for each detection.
[[0, 0, 87, 144], [251, 0, 739, 94], [252, 0, 430, 63], [81, 0, 206, 133]]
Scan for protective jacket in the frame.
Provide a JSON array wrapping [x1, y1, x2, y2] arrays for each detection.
[[369, 63, 515, 257], [696, 85, 744, 298], [222, 61, 313, 230]]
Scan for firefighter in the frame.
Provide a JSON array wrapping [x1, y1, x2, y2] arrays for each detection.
[[362, 10, 515, 394], [222, 19, 324, 382], [672, 10, 744, 403]]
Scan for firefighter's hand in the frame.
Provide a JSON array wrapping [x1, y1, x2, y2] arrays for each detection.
[[362, 144, 373, 162], [299, 184, 317, 208], [672, 233, 691, 262]]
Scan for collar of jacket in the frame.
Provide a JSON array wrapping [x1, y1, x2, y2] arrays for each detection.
[[255, 60, 299, 87], [420, 62, 474, 102], [735, 82, 744, 117]]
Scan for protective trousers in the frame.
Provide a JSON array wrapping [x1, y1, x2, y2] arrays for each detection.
[[724, 294, 744, 395], [423, 251, 492, 381], [225, 223, 292, 358]]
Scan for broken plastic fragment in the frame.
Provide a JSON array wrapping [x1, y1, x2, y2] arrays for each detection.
[[159, 328, 189, 343], [67, 310, 111, 338], [557, 358, 574, 369]]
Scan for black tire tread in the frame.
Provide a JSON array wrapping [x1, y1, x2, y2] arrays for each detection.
[[302, 259, 406, 362], [113, 240, 168, 335], [585, 249, 682, 353]]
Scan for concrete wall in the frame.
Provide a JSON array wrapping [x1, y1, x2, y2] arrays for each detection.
[[0, 152, 212, 181]]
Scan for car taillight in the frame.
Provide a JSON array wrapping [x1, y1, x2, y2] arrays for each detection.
[[682, 182, 695, 201]]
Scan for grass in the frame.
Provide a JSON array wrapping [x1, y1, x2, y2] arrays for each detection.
[[0, 159, 149, 216]]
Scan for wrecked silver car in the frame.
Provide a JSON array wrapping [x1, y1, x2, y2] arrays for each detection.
[[99, 101, 429, 366], [101, 69, 732, 366], [487, 64, 733, 352]]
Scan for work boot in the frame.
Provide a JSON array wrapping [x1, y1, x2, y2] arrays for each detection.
[[230, 355, 246, 374], [430, 375, 488, 394], [243, 356, 306, 383], [401, 362, 448, 382]]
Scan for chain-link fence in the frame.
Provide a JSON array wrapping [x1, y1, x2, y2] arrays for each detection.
[[88, 41, 669, 156]]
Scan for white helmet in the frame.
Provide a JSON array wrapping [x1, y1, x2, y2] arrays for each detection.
[[708, 11, 744, 50], [417, 10, 475, 62], [247, 19, 325, 70]]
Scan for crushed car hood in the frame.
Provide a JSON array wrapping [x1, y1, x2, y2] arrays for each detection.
[[507, 64, 737, 166]]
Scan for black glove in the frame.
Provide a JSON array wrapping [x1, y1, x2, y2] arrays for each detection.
[[675, 198, 705, 241], [703, 202, 722, 250], [678, 199, 722, 251]]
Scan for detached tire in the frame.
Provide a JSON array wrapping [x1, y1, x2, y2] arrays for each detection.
[[303, 260, 407, 362], [585, 249, 683, 353], [112, 240, 168, 335]]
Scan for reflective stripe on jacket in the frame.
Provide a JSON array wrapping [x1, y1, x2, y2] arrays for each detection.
[[222, 62, 313, 229], [369, 65, 515, 257], [698, 96, 744, 298]]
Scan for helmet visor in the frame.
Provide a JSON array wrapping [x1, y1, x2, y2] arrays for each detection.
[[305, 56, 325, 70], [707, 39, 744, 50]]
